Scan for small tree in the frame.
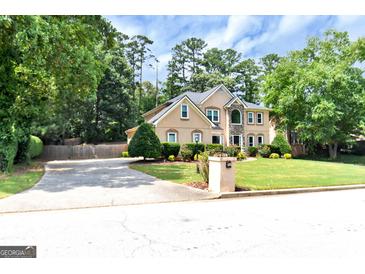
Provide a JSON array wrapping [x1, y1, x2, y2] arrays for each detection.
[[128, 123, 161, 160], [271, 132, 292, 155]]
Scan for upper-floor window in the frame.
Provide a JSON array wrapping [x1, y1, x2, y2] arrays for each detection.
[[206, 109, 219, 123], [247, 112, 254, 124], [231, 109, 242, 124], [181, 104, 189, 119], [257, 112, 263, 124]]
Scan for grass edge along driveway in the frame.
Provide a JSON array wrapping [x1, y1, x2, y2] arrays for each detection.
[[130, 157, 365, 190], [0, 162, 44, 199]]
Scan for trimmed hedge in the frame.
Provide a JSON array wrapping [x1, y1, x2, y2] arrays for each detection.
[[184, 143, 205, 159], [248, 146, 258, 157], [205, 144, 223, 152], [29, 135, 44, 158], [226, 145, 241, 157], [161, 142, 180, 159], [258, 145, 271, 158]]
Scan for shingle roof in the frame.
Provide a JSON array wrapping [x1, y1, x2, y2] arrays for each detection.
[[242, 100, 271, 110], [167, 86, 219, 104]]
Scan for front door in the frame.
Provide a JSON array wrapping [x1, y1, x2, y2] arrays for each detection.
[[232, 135, 241, 146]]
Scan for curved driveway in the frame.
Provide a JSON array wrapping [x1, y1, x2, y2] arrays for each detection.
[[0, 158, 217, 213]]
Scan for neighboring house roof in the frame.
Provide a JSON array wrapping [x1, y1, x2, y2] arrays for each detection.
[[242, 100, 271, 110]]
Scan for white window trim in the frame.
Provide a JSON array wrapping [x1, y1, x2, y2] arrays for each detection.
[[167, 132, 177, 143], [248, 135, 255, 147], [206, 108, 220, 123], [193, 132, 202, 143], [231, 109, 242, 125], [257, 112, 263, 125], [247, 112, 254, 124], [180, 104, 189, 119], [257, 135, 264, 145]]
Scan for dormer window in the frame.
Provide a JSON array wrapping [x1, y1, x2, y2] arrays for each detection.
[[181, 104, 189, 119], [206, 109, 219, 123]]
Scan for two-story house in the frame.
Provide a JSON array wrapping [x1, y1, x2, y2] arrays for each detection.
[[126, 84, 275, 147]]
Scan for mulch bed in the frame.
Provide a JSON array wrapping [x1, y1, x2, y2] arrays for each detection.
[[183, 181, 208, 190]]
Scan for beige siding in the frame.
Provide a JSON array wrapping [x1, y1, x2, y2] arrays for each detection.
[[154, 98, 221, 144], [244, 109, 271, 145]]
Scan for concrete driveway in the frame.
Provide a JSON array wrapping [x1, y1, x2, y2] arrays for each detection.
[[0, 158, 217, 213]]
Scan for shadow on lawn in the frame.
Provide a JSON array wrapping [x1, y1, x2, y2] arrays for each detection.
[[297, 154, 365, 166]]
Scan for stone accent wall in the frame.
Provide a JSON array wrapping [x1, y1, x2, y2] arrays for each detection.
[[227, 103, 245, 145]]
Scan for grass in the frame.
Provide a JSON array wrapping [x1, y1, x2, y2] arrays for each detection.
[[130, 155, 365, 190], [0, 162, 44, 199]]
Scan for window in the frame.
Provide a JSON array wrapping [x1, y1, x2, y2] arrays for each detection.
[[257, 135, 264, 145], [257, 112, 263, 124], [232, 135, 241, 146], [181, 104, 189, 119], [167, 132, 177, 143], [212, 135, 222, 144], [231, 109, 242, 124], [248, 135, 255, 147], [206, 109, 219, 123], [247, 112, 254, 124], [193, 132, 202, 143]]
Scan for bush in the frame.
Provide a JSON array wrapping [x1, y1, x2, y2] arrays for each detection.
[[0, 137, 18, 173], [28, 135, 43, 158], [168, 155, 175, 161], [248, 146, 258, 157], [128, 123, 161, 160], [197, 151, 209, 182], [121, 151, 129, 157], [184, 143, 205, 158], [226, 145, 240, 157], [284, 153, 292, 159], [268, 144, 281, 155], [181, 146, 194, 161], [269, 153, 280, 159], [271, 133, 292, 155], [194, 154, 199, 161], [237, 151, 247, 160], [161, 142, 180, 159], [206, 144, 223, 152], [258, 145, 271, 158]]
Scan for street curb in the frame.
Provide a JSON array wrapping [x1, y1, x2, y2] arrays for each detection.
[[218, 184, 365, 198]]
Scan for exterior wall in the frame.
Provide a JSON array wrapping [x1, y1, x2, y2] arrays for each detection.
[[154, 98, 221, 144], [243, 109, 271, 146], [199, 87, 232, 145]]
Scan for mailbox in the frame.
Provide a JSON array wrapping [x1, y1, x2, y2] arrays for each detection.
[[225, 160, 232, 168]]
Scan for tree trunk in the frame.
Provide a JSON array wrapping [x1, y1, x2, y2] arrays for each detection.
[[328, 143, 338, 160]]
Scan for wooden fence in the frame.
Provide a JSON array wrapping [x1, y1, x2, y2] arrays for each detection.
[[40, 143, 128, 160]]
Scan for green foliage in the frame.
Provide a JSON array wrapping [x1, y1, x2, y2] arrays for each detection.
[[237, 151, 247, 160], [184, 143, 205, 159], [0, 133, 18, 173], [205, 144, 223, 155], [271, 133, 292, 155], [352, 141, 365, 156], [197, 151, 209, 183], [121, 151, 129, 157], [268, 144, 281, 155], [168, 155, 175, 162], [284, 153, 292, 159], [226, 145, 241, 157], [161, 142, 180, 159], [263, 30, 365, 159], [248, 146, 258, 157], [28, 135, 43, 158], [181, 146, 194, 161], [258, 145, 271, 158], [269, 153, 280, 159], [128, 123, 161, 159]]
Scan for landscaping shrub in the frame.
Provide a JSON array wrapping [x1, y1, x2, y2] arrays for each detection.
[[181, 146, 194, 161], [269, 153, 280, 159], [284, 153, 292, 159], [237, 151, 247, 160], [121, 151, 129, 157], [197, 151, 209, 182], [258, 145, 271, 158], [28, 135, 43, 158], [184, 143, 205, 157], [128, 123, 161, 160], [248, 146, 258, 157], [194, 154, 199, 161], [161, 142, 180, 159], [14, 136, 31, 164], [271, 133, 292, 155], [205, 144, 223, 153], [268, 144, 281, 155], [168, 155, 175, 161], [0, 139, 18, 173], [226, 145, 240, 157]]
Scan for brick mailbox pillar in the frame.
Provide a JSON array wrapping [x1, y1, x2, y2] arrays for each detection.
[[208, 156, 236, 193]]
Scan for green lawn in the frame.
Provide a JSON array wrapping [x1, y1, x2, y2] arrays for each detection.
[[130, 156, 365, 190], [0, 162, 44, 199]]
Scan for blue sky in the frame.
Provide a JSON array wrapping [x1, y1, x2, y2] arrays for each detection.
[[106, 15, 365, 83]]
